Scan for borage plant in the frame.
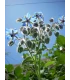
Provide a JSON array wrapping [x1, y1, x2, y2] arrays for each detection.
[[5, 12, 65, 80]]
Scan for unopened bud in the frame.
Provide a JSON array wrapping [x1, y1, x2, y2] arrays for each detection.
[[16, 18, 22, 22], [8, 40, 14, 46], [49, 18, 54, 22]]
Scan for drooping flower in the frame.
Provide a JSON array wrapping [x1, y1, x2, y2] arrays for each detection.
[[58, 16, 65, 24], [33, 12, 44, 21], [5, 28, 18, 40]]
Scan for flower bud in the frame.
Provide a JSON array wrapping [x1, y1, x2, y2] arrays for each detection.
[[20, 27, 24, 31], [20, 39, 25, 45], [42, 27, 45, 30], [59, 24, 63, 29], [33, 22, 38, 27], [42, 35, 45, 39], [46, 24, 51, 27], [8, 40, 14, 46], [27, 27, 31, 34], [31, 27, 34, 33], [49, 18, 54, 22], [34, 28, 38, 32], [49, 31, 52, 36], [55, 26, 59, 30], [54, 32, 59, 37], [17, 46, 23, 53], [26, 40, 32, 48], [40, 24, 43, 27], [31, 27, 38, 34], [33, 32, 38, 38], [45, 38, 50, 44], [46, 27, 50, 32], [22, 28, 28, 34], [16, 18, 22, 22], [39, 21, 44, 27]]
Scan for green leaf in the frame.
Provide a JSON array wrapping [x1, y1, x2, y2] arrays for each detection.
[[45, 38, 50, 44], [5, 64, 14, 73], [23, 53, 29, 59], [14, 66, 23, 77], [44, 61, 55, 68], [58, 75, 65, 80], [22, 57, 33, 65], [37, 49, 42, 54], [16, 74, 25, 80], [9, 73, 15, 79], [56, 35, 65, 46], [43, 52, 48, 58], [54, 50, 65, 64], [57, 53, 65, 64], [25, 72, 30, 80], [54, 50, 60, 56]]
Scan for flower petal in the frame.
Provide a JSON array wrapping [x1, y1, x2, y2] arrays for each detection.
[[6, 35, 12, 40], [22, 22, 26, 26], [5, 28, 10, 35], [30, 17, 36, 23], [58, 15, 65, 23], [26, 13, 31, 19], [28, 23, 32, 27], [14, 29, 18, 33], [9, 28, 13, 33]]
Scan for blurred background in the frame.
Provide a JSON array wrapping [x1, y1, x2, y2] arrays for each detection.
[[5, 0, 65, 64]]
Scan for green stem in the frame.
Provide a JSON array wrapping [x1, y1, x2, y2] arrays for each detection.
[[30, 53, 34, 61], [35, 54, 37, 74], [28, 49, 34, 60], [35, 54, 36, 65], [39, 54, 41, 80]]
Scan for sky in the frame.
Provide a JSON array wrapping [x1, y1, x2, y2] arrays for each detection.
[[5, 0, 65, 64]]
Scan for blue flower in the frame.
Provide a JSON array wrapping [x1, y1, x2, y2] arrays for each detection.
[[5, 28, 18, 41], [22, 13, 36, 27], [33, 12, 44, 21], [58, 16, 65, 24]]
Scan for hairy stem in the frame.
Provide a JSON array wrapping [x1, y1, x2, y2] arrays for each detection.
[[38, 54, 41, 80]]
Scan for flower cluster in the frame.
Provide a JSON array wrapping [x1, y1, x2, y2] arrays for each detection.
[[5, 12, 65, 53]]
